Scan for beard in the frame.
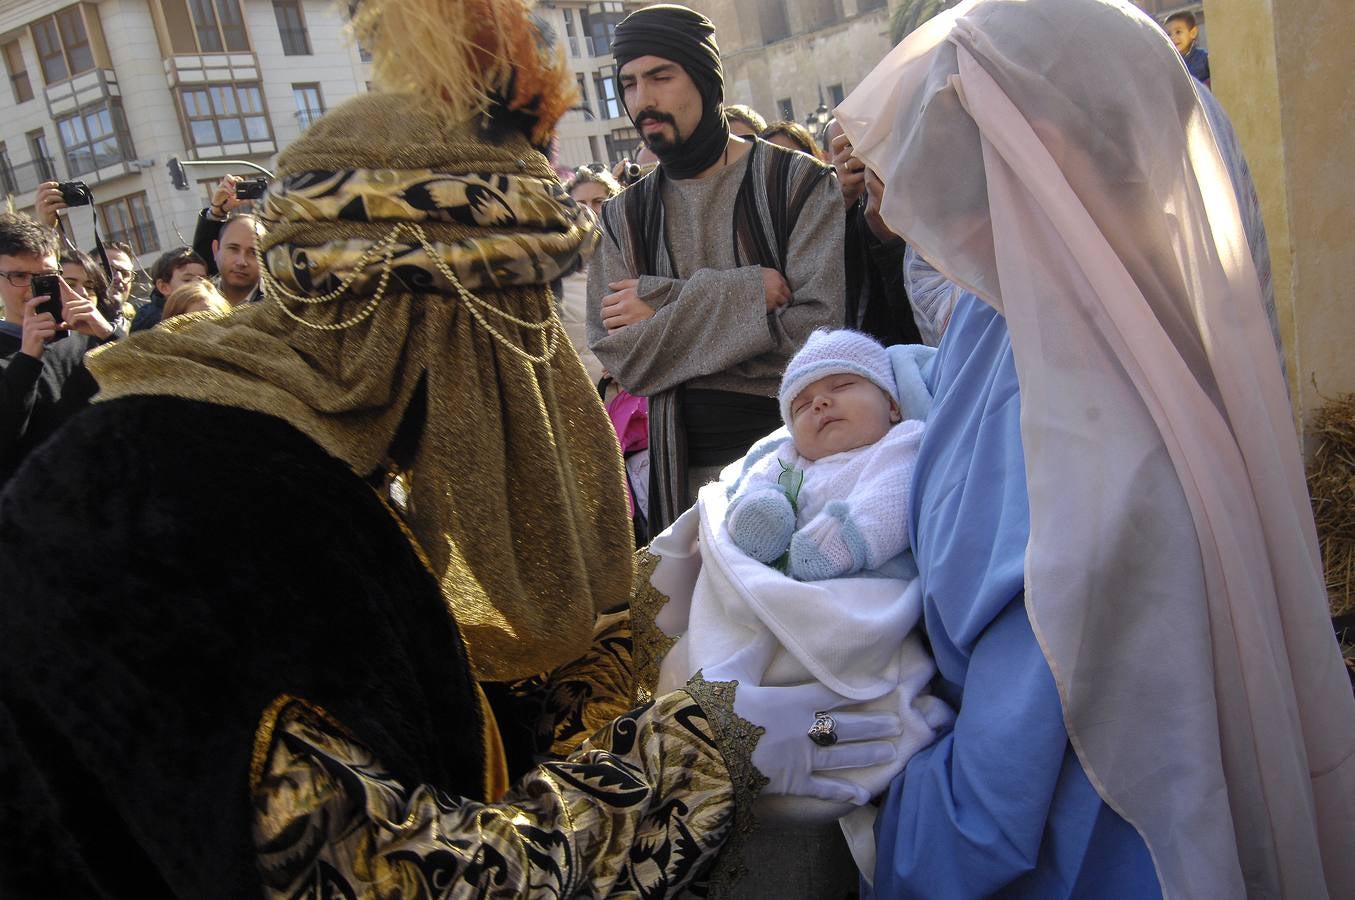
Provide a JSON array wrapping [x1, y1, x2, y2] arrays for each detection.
[[636, 111, 682, 154]]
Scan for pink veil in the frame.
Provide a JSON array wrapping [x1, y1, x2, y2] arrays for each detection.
[[837, 0, 1355, 896]]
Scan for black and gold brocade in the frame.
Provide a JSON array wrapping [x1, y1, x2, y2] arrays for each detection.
[[507, 610, 636, 762], [253, 691, 734, 899]]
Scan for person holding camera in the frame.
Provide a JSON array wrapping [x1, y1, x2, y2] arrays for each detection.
[[0, 212, 118, 483], [35, 182, 143, 323], [193, 175, 262, 306]]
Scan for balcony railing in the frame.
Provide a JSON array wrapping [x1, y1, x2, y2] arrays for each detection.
[[0, 157, 60, 201]]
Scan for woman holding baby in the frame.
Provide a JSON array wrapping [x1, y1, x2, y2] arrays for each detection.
[[825, 0, 1355, 896]]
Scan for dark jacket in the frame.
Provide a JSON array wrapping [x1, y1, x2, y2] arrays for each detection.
[[0, 327, 115, 483], [192, 208, 223, 277], [129, 288, 166, 333], [843, 196, 923, 347]]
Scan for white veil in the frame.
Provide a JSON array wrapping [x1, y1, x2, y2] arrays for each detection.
[[837, 1, 1355, 896]]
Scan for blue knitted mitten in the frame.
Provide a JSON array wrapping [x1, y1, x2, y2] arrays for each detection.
[[727, 487, 797, 564], [789, 500, 869, 581]]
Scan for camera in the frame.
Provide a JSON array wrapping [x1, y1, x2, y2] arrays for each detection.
[[624, 162, 642, 183], [31, 273, 63, 324], [56, 181, 92, 207], [234, 178, 269, 200]]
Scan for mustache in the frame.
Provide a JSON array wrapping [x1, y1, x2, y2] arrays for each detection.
[[634, 110, 676, 128]]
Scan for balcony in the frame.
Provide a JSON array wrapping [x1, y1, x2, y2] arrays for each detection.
[[0, 158, 61, 203]]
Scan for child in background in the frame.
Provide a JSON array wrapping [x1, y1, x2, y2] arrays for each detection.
[[161, 280, 230, 322], [1165, 11, 1210, 87]]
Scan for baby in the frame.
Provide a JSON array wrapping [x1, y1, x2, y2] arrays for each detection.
[[727, 329, 925, 580]]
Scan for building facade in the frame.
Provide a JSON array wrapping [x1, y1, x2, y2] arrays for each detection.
[[540, 0, 646, 170], [678, 0, 1205, 148], [684, 0, 896, 143], [0, 0, 373, 263]]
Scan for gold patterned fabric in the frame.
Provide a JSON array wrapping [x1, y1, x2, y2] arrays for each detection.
[[252, 691, 735, 898], [509, 610, 636, 759], [87, 92, 633, 682]]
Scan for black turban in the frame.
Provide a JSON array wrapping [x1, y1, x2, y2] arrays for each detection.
[[612, 4, 729, 180]]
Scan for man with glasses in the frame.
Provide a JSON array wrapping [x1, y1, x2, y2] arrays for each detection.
[[0, 212, 115, 483], [103, 241, 141, 323]]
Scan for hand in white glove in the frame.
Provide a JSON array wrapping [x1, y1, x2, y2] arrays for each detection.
[[720, 676, 911, 807]]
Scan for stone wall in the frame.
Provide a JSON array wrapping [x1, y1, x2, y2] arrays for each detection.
[[1206, 0, 1355, 444], [688, 0, 897, 134]]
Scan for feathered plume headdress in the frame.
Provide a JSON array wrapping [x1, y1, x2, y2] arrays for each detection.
[[349, 0, 577, 147]]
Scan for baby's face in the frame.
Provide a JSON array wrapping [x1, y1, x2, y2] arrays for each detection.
[[788, 373, 899, 461]]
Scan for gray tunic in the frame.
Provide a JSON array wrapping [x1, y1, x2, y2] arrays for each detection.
[[586, 147, 845, 399]]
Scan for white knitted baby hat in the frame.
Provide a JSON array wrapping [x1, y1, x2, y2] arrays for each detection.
[[778, 329, 900, 424]]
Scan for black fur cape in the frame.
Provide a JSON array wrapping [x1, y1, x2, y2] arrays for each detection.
[[0, 397, 486, 897]]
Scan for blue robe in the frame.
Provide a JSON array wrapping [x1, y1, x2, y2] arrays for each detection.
[[868, 295, 1161, 898]]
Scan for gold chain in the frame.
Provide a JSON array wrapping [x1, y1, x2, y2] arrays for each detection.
[[256, 221, 561, 362]]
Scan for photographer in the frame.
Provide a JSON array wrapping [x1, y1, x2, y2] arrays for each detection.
[[0, 212, 118, 483], [610, 143, 659, 187], [194, 175, 262, 305], [36, 182, 141, 323], [61, 249, 123, 331]]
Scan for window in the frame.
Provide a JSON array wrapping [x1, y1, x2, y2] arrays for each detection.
[[3, 41, 33, 103], [292, 83, 324, 129], [604, 125, 638, 165], [30, 6, 96, 84], [0, 144, 16, 196], [272, 0, 311, 55], [57, 7, 94, 72], [857, 0, 886, 11], [777, 97, 795, 121], [760, 0, 791, 43], [574, 73, 592, 118], [27, 129, 57, 182], [176, 0, 250, 53], [99, 192, 160, 255], [564, 8, 580, 57], [582, 4, 625, 56], [829, 83, 845, 106], [339, 1, 371, 61], [593, 65, 622, 120], [57, 102, 132, 175], [181, 83, 271, 146], [32, 19, 66, 83], [806, 0, 842, 29]]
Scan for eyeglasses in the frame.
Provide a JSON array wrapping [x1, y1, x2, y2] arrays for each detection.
[[0, 269, 60, 288], [578, 163, 608, 174]]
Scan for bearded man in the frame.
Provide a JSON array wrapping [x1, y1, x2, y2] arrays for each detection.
[[587, 4, 845, 536]]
